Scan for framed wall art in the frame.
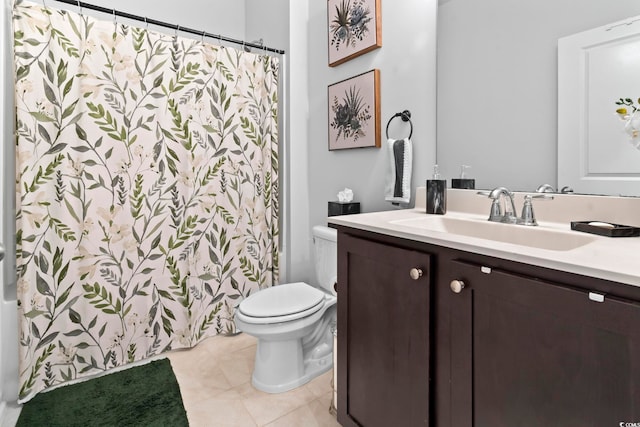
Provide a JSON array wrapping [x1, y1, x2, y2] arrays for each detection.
[[328, 69, 380, 150], [327, 0, 382, 67]]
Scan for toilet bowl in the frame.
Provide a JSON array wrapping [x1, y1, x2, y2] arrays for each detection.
[[234, 226, 337, 393]]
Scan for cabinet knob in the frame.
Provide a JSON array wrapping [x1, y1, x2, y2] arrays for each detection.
[[409, 268, 423, 280], [450, 279, 466, 293]]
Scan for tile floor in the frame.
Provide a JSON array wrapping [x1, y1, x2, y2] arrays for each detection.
[[1, 332, 339, 427], [167, 333, 341, 427]]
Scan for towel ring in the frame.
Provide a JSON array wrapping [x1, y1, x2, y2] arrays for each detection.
[[385, 110, 413, 140]]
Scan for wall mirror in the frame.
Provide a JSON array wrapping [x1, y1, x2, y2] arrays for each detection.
[[437, 0, 640, 196]]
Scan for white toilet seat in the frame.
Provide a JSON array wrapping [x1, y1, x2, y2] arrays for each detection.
[[238, 282, 327, 325]]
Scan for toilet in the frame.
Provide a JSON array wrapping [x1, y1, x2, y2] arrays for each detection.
[[235, 225, 337, 393]]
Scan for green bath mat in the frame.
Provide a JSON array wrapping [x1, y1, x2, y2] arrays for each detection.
[[16, 358, 189, 427]]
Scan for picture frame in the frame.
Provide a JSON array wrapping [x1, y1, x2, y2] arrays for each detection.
[[327, 0, 382, 67], [328, 69, 381, 150]]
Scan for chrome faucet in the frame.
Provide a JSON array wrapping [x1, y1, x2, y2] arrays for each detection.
[[487, 187, 519, 223], [481, 187, 553, 226]]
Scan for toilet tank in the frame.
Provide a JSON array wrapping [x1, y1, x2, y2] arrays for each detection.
[[312, 225, 337, 295]]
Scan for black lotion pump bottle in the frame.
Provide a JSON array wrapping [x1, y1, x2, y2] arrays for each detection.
[[426, 165, 447, 215], [451, 165, 475, 189]]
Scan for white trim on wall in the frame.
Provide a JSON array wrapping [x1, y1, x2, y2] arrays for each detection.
[[284, 0, 311, 284]]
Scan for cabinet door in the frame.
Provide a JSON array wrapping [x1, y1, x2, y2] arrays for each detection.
[[448, 259, 640, 427], [337, 233, 432, 427]]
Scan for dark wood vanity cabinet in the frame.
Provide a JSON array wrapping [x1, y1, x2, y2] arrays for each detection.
[[444, 258, 640, 427], [335, 226, 640, 427], [337, 232, 432, 427]]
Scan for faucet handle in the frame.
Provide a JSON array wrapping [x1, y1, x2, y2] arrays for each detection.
[[476, 190, 504, 220], [527, 193, 554, 201], [519, 194, 554, 226], [489, 199, 503, 222]]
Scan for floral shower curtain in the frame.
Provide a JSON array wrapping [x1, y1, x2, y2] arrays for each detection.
[[13, 0, 279, 401]]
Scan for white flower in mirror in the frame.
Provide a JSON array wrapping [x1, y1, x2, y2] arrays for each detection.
[[615, 98, 640, 149], [624, 112, 640, 149]]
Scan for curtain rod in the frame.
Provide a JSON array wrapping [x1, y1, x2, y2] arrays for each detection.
[[50, 0, 286, 54]]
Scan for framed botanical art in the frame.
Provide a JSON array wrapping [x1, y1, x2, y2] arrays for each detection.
[[328, 69, 380, 150], [327, 0, 382, 67]]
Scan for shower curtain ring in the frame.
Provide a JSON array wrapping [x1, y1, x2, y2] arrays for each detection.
[[202, 30, 206, 43], [112, 9, 116, 24], [175, 25, 180, 37], [76, 0, 82, 15], [144, 16, 148, 31]]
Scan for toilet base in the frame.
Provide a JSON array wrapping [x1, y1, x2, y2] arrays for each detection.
[[252, 350, 333, 394], [251, 337, 333, 394]]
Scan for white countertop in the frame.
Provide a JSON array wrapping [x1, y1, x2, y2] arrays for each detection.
[[328, 189, 640, 288]]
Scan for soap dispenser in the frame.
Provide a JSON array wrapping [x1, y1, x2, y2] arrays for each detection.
[[426, 165, 447, 215], [451, 165, 475, 189]]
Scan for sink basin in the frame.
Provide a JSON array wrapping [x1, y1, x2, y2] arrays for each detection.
[[390, 216, 596, 251]]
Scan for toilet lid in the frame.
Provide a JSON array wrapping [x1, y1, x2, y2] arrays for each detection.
[[238, 282, 325, 318]]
